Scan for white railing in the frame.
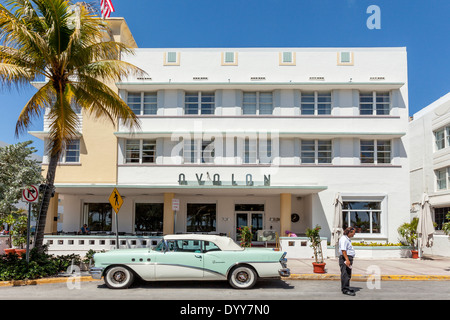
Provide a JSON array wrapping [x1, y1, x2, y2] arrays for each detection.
[[43, 235, 163, 256]]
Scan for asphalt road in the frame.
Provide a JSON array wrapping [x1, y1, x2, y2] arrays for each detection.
[[1, 278, 449, 301]]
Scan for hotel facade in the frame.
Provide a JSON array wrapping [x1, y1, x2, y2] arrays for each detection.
[[31, 19, 410, 247]]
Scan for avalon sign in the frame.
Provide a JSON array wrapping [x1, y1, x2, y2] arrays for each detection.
[[178, 173, 271, 186]]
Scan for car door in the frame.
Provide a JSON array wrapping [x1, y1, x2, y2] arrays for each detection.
[[154, 239, 204, 280]]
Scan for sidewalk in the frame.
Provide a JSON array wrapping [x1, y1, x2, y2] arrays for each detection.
[[286, 255, 450, 281]]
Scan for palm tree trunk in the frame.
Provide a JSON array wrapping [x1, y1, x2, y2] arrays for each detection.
[[34, 151, 60, 252]]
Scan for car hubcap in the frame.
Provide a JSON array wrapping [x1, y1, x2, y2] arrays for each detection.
[[112, 271, 126, 283], [236, 271, 249, 283]]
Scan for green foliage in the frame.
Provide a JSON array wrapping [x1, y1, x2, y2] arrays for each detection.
[[238, 226, 252, 247], [443, 213, 450, 236], [397, 217, 419, 249], [0, 141, 43, 215], [0, 246, 78, 281], [351, 242, 404, 247], [306, 225, 324, 263], [4, 209, 28, 248]]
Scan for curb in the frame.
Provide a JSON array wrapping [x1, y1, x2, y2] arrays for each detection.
[[285, 274, 450, 281], [0, 276, 101, 287]]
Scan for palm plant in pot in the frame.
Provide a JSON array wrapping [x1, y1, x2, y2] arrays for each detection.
[[306, 225, 326, 273], [397, 218, 419, 258]]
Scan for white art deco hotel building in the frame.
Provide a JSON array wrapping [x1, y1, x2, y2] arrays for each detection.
[[32, 20, 410, 247]]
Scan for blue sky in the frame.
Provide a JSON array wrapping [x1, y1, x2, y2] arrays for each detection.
[[0, 0, 449, 156]]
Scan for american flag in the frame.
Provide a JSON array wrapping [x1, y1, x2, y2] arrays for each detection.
[[100, 0, 115, 19]]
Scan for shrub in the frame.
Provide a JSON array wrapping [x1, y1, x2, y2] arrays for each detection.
[[0, 246, 81, 281]]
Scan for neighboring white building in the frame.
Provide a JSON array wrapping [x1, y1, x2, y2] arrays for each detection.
[[31, 22, 411, 246], [409, 93, 450, 255]]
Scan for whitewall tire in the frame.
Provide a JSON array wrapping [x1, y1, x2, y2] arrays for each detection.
[[104, 266, 135, 289], [228, 266, 257, 289]]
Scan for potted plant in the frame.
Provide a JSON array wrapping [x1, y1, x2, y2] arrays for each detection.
[[306, 225, 326, 273], [397, 218, 419, 258], [238, 226, 252, 248]]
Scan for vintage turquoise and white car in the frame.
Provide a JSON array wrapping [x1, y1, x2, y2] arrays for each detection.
[[90, 234, 290, 289]]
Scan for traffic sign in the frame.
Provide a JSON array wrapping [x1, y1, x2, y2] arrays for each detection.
[[109, 188, 123, 214], [22, 185, 39, 203], [172, 198, 180, 211]]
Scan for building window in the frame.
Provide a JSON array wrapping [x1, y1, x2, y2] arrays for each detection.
[[164, 51, 180, 65], [183, 139, 198, 164], [434, 126, 450, 151], [279, 52, 296, 65], [127, 92, 157, 115], [59, 140, 80, 163], [300, 140, 332, 164], [201, 140, 215, 164], [337, 51, 354, 65], [83, 203, 112, 232], [186, 203, 216, 233], [242, 92, 273, 115], [135, 203, 164, 233], [360, 140, 391, 164], [244, 138, 258, 164], [434, 207, 450, 231], [125, 139, 156, 164], [359, 92, 390, 115], [241, 138, 273, 164], [300, 92, 332, 115], [185, 92, 215, 115], [343, 201, 382, 234], [435, 168, 447, 190], [221, 52, 238, 65]]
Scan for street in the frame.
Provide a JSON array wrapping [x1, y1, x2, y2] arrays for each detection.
[[1, 278, 448, 301]]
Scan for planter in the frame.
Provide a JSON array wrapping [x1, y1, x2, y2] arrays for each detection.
[[15, 249, 26, 257], [411, 250, 419, 259], [312, 262, 326, 274], [4, 248, 16, 255]]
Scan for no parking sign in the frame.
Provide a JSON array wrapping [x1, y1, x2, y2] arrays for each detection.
[[22, 185, 39, 203]]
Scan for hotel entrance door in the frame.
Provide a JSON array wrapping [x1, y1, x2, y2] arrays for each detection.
[[235, 212, 264, 242]]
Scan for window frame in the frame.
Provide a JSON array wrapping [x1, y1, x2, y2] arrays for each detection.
[[342, 200, 383, 235], [125, 139, 156, 164], [242, 92, 273, 115], [126, 92, 158, 115], [360, 139, 392, 164], [184, 92, 215, 115], [359, 91, 391, 115], [433, 126, 450, 151], [300, 91, 332, 115], [300, 139, 333, 164], [59, 139, 80, 163]]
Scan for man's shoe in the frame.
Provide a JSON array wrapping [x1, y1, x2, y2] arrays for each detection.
[[342, 290, 356, 296]]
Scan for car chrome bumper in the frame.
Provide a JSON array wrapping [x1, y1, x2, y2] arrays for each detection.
[[89, 267, 104, 279], [279, 268, 290, 277]]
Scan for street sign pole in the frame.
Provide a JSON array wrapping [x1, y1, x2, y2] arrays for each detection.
[[26, 202, 32, 263], [109, 188, 123, 250], [22, 185, 39, 264], [115, 211, 119, 249]]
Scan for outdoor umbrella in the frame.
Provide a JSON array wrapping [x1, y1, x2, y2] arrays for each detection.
[[417, 193, 435, 257], [331, 193, 343, 255]]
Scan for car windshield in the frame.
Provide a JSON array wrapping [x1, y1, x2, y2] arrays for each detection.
[[154, 240, 166, 252]]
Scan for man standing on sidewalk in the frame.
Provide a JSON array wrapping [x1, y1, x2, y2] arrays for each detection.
[[339, 227, 356, 296]]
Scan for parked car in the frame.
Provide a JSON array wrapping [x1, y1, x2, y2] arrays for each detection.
[[90, 234, 290, 289]]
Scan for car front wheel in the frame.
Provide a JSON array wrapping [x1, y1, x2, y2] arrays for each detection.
[[228, 266, 257, 289], [104, 266, 135, 289]]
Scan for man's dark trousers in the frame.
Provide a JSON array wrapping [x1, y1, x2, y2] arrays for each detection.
[[339, 255, 354, 292]]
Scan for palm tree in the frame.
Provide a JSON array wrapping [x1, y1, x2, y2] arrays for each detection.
[[0, 0, 143, 251]]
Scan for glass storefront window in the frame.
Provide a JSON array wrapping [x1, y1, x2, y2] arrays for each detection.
[[84, 203, 112, 232], [342, 201, 381, 234], [135, 203, 164, 232], [186, 203, 216, 232]]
